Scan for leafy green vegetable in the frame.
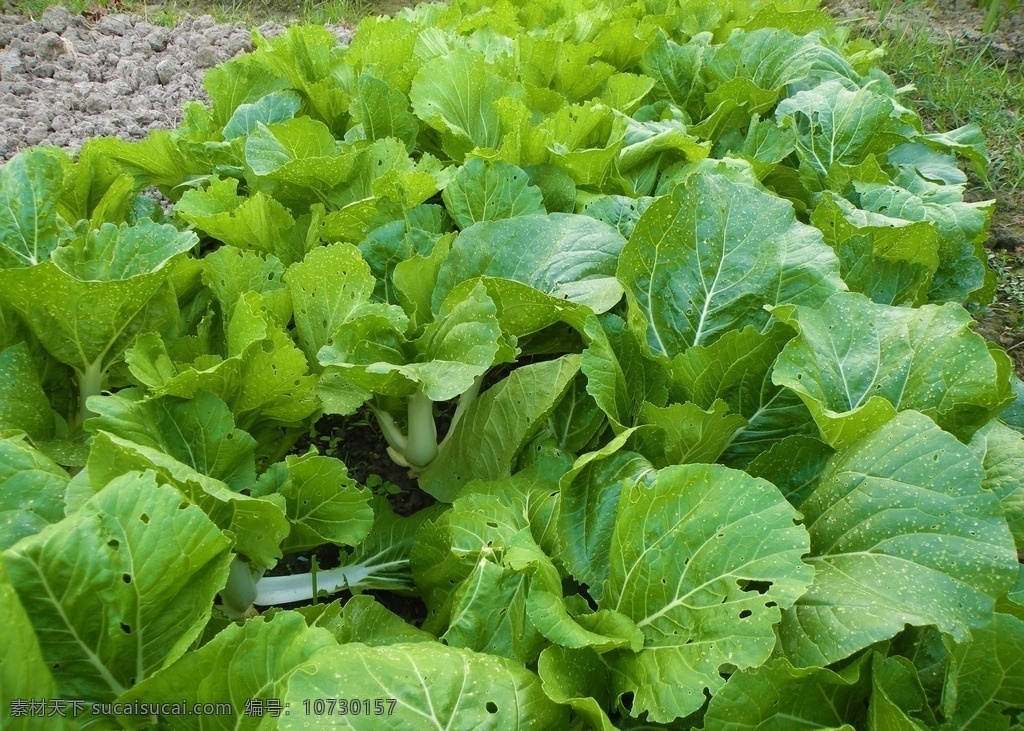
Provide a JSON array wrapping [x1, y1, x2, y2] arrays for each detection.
[[0, 0, 1017, 725]]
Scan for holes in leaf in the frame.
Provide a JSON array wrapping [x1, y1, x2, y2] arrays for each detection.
[[486, 521, 498, 528], [120, 622, 132, 635], [620, 693, 634, 712], [739, 609, 751, 619], [226, 433, 234, 441], [743, 580, 772, 595], [139, 513, 150, 524], [122, 573, 132, 584], [660, 578, 667, 585], [107, 539, 120, 550], [485, 702, 498, 714]]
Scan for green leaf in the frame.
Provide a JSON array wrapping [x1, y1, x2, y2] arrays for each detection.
[[582, 313, 669, 432], [85, 389, 257, 492], [116, 611, 336, 730], [671, 323, 816, 465], [434, 213, 626, 314], [555, 429, 658, 601], [704, 656, 870, 731], [942, 613, 1024, 730], [600, 464, 814, 722], [0, 343, 57, 440], [281, 642, 569, 729], [537, 646, 618, 731], [969, 421, 1024, 551], [84, 430, 288, 568], [410, 47, 517, 161], [202, 245, 290, 324], [0, 148, 65, 268], [254, 453, 372, 552], [772, 293, 1013, 448], [2, 471, 232, 700], [319, 282, 502, 402], [347, 73, 420, 153], [0, 220, 195, 376], [419, 355, 581, 501], [286, 242, 376, 364], [776, 80, 914, 185], [222, 89, 303, 141], [618, 170, 843, 357], [540, 101, 628, 186], [175, 177, 303, 265], [746, 434, 833, 508], [0, 557, 67, 731], [298, 594, 435, 645], [442, 158, 545, 230], [638, 399, 747, 466], [0, 437, 68, 550], [811, 192, 939, 306], [777, 411, 1019, 667], [245, 119, 359, 207], [869, 654, 931, 731], [704, 28, 859, 106], [127, 293, 320, 432]]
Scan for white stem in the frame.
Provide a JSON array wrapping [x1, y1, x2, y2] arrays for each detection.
[[404, 391, 438, 468], [252, 560, 410, 606], [79, 361, 106, 424], [372, 407, 408, 453]]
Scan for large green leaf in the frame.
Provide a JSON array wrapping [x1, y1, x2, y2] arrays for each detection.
[[442, 158, 545, 229], [703, 28, 859, 108], [84, 390, 257, 492], [84, 429, 288, 569], [0, 557, 69, 731], [409, 47, 517, 161], [555, 429, 658, 601], [0, 437, 68, 551], [418, 355, 581, 501], [704, 656, 869, 731], [671, 323, 816, 465], [582, 313, 669, 432], [2, 471, 232, 701], [941, 613, 1024, 730], [281, 642, 569, 729], [0, 220, 196, 376], [347, 73, 420, 153], [0, 343, 57, 440], [433, 213, 626, 314], [777, 411, 1019, 667], [772, 293, 1013, 448], [599, 464, 814, 722], [618, 170, 843, 358], [0, 148, 65, 269], [253, 452, 373, 552], [285, 242, 376, 364], [776, 80, 915, 185], [969, 421, 1024, 551], [116, 612, 336, 730]]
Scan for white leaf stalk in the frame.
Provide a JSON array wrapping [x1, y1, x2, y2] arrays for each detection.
[[372, 374, 484, 472], [220, 553, 413, 619]]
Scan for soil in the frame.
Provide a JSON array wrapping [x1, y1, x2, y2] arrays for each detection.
[[0, 5, 353, 161]]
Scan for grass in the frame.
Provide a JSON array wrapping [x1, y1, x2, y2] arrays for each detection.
[[866, 25, 1024, 200], [14, 0, 392, 26]]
